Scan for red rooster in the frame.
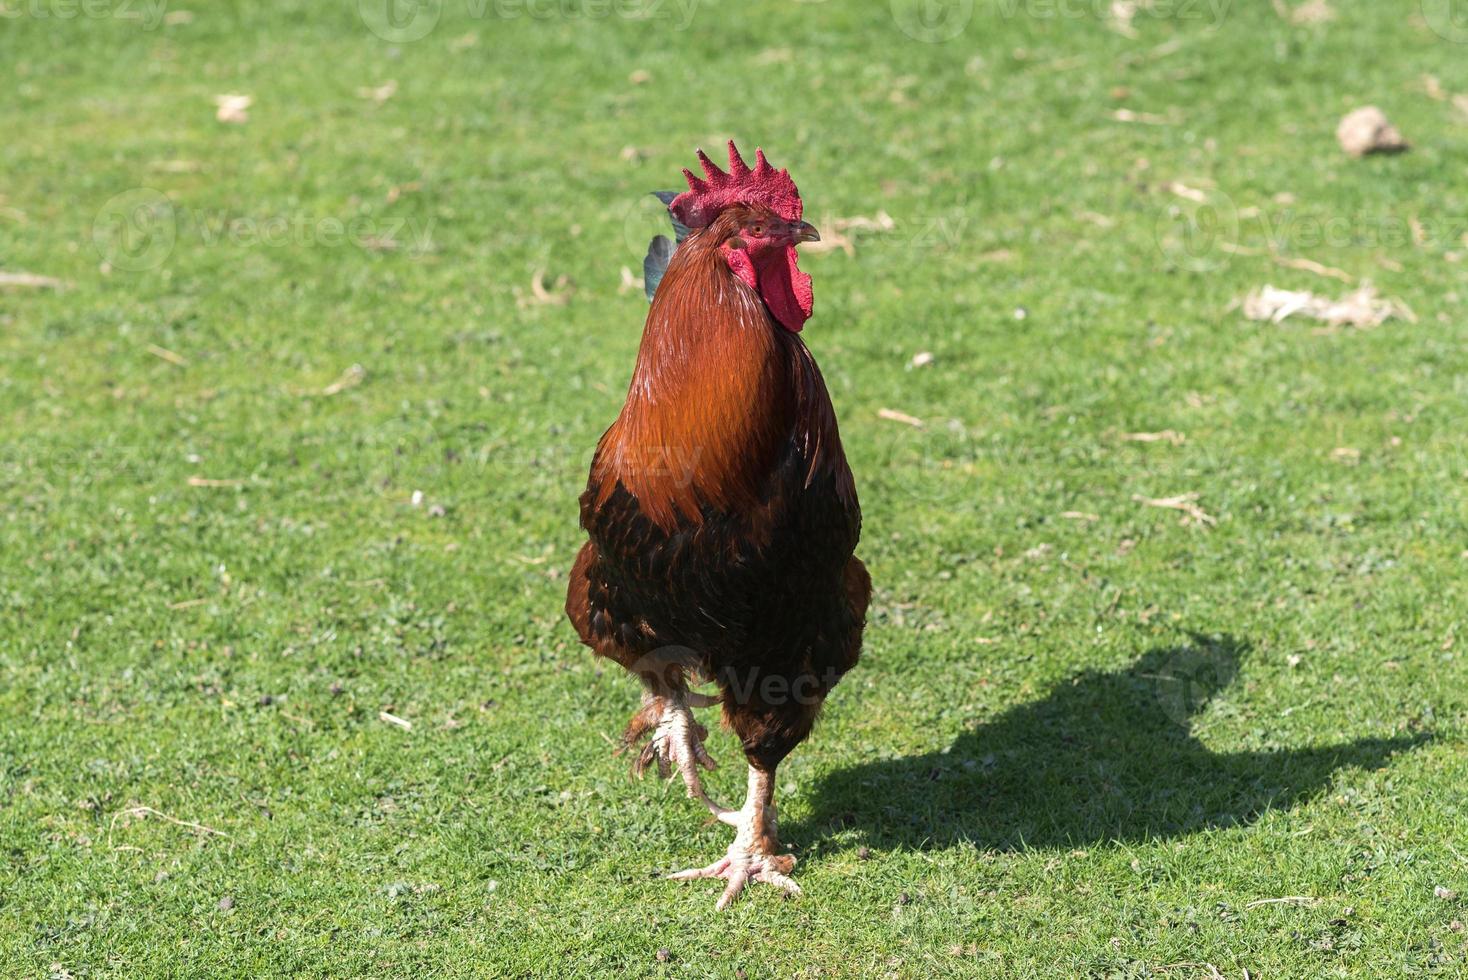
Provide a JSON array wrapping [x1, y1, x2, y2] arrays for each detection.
[[566, 142, 870, 909]]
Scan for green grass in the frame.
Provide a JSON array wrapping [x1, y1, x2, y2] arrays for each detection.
[[2, 0, 1467, 975]]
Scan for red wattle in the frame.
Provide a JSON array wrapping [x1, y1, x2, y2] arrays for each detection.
[[721, 244, 813, 332], [749, 245, 809, 332]]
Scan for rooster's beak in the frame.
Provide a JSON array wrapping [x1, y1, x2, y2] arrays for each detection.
[[792, 221, 820, 243]]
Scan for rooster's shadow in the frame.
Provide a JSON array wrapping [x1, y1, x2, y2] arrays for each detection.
[[796, 633, 1428, 854]]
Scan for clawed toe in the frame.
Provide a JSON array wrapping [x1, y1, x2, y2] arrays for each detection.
[[667, 856, 731, 881], [669, 852, 800, 910]]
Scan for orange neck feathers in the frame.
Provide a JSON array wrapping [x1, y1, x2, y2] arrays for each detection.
[[593, 220, 839, 529]]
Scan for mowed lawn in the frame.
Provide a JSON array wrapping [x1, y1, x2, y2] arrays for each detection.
[[2, 1, 1467, 975]]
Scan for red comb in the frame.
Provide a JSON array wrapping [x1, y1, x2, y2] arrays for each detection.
[[668, 141, 803, 230]]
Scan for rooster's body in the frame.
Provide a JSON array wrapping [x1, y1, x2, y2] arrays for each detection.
[[566, 144, 869, 908]]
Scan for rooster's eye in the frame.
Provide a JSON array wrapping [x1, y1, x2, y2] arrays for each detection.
[[749, 224, 764, 237]]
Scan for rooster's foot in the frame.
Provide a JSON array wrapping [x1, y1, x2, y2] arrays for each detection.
[[669, 845, 800, 911], [629, 697, 732, 820], [668, 766, 798, 910]]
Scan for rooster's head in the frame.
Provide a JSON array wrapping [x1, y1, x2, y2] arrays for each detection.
[[668, 142, 819, 333]]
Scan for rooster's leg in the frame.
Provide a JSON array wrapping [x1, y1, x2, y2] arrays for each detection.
[[669, 763, 800, 910], [627, 692, 733, 820]]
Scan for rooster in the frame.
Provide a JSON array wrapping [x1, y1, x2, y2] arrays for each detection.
[[566, 142, 869, 909]]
